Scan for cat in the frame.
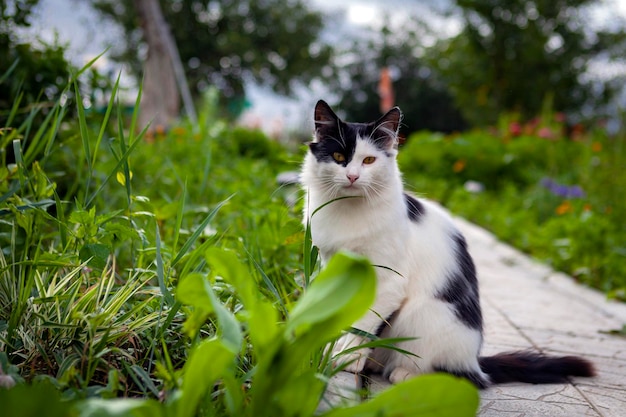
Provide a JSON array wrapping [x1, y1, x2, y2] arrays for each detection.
[[300, 100, 595, 388]]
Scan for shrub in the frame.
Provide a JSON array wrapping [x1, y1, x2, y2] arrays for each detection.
[[398, 118, 626, 299]]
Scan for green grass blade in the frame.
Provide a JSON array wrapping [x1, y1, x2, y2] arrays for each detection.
[[42, 101, 67, 160], [74, 79, 91, 167], [172, 181, 187, 252], [71, 49, 108, 81], [85, 128, 147, 207], [23, 98, 60, 166], [3, 91, 23, 130], [117, 97, 132, 206], [170, 195, 232, 267], [128, 76, 144, 138], [91, 71, 121, 168], [12, 139, 26, 190], [155, 223, 174, 304], [0, 58, 19, 85]]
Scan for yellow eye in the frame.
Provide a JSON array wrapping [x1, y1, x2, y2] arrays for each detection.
[[332, 152, 346, 162], [363, 156, 376, 164]]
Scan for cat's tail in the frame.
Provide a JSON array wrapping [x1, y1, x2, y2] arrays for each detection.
[[479, 351, 595, 385]]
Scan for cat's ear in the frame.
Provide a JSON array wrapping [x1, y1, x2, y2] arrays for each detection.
[[314, 100, 339, 133], [372, 107, 402, 149]]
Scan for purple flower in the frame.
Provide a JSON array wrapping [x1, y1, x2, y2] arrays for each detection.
[[568, 185, 586, 199], [540, 177, 555, 188], [540, 178, 586, 199]]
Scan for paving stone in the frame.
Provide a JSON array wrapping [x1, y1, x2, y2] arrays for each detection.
[[479, 383, 601, 417], [574, 385, 626, 417]]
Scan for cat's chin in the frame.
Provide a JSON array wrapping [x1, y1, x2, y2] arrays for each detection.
[[338, 185, 365, 197]]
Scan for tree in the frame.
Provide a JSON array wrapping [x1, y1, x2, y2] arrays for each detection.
[[89, 0, 333, 115], [330, 21, 467, 135], [434, 0, 626, 125], [133, 0, 184, 132]]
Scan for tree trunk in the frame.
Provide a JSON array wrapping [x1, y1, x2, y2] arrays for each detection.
[[133, 0, 182, 137]]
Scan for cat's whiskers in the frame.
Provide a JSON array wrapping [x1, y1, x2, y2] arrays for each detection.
[[337, 122, 347, 148], [369, 122, 399, 147]]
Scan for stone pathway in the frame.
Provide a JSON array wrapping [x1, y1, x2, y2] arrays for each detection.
[[321, 217, 626, 416]]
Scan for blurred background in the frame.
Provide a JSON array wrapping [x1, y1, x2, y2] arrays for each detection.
[[5, 0, 626, 136]]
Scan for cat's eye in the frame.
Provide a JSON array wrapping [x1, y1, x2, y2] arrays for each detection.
[[363, 156, 376, 164], [332, 152, 346, 162]]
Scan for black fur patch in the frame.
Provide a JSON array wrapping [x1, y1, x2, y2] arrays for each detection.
[[403, 193, 425, 222], [310, 100, 399, 165], [433, 366, 489, 389], [309, 121, 363, 166], [435, 234, 483, 330], [479, 351, 596, 385]]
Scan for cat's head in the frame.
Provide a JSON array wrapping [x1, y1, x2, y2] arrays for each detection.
[[303, 100, 402, 199]]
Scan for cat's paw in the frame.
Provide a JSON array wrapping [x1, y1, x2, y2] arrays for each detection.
[[332, 334, 371, 373], [389, 367, 415, 384], [338, 350, 370, 373]]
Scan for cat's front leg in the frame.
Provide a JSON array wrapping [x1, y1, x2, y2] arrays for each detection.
[[332, 275, 405, 373], [332, 332, 370, 372]]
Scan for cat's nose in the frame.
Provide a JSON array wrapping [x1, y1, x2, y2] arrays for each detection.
[[347, 174, 359, 184]]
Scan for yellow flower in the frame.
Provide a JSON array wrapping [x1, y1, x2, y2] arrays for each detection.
[[116, 170, 133, 186]]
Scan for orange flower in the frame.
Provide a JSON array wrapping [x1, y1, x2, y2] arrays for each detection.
[[591, 141, 602, 152], [555, 200, 573, 215], [453, 159, 466, 173], [172, 126, 187, 136]]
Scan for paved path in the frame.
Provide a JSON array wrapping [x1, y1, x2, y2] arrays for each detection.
[[321, 217, 626, 416]]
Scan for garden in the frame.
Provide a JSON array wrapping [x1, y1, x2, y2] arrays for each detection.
[[0, 71, 480, 416], [398, 110, 626, 300]]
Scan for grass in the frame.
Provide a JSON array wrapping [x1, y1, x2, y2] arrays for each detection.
[[0, 66, 479, 416]]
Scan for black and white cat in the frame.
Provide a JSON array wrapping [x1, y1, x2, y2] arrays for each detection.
[[301, 100, 595, 388]]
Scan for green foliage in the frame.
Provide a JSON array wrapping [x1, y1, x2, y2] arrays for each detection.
[[89, 0, 333, 102], [399, 114, 626, 299], [433, 0, 626, 125]]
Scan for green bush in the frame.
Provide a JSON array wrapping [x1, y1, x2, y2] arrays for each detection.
[[398, 118, 626, 299]]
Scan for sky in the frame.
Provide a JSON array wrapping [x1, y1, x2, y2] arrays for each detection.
[[15, 0, 626, 132]]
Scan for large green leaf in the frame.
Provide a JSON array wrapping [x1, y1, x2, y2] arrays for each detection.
[[249, 252, 377, 417], [176, 272, 242, 351], [177, 338, 237, 417], [204, 247, 279, 352], [322, 374, 479, 417], [287, 251, 376, 342]]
